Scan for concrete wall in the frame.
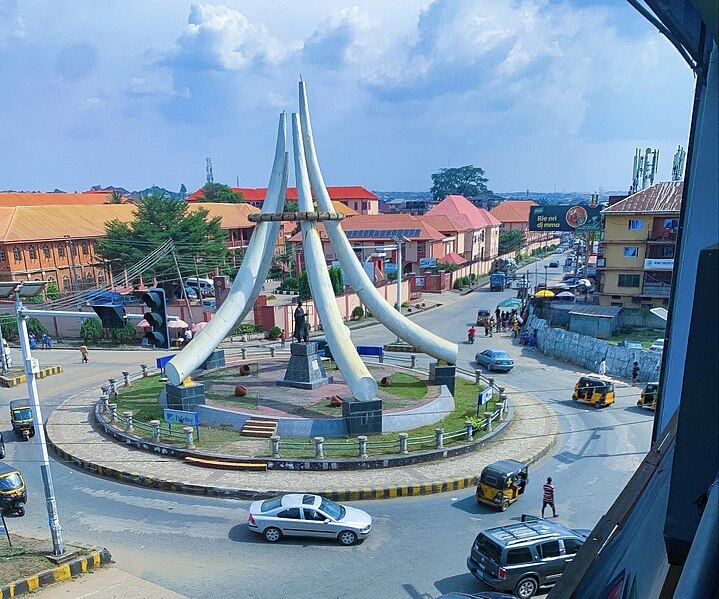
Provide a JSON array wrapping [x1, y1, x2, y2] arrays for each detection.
[[527, 314, 662, 382]]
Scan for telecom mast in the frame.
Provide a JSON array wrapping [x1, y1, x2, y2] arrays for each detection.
[[206, 158, 214, 184], [672, 145, 686, 181]]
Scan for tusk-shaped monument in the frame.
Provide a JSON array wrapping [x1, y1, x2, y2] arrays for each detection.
[[291, 113, 378, 401], [166, 113, 289, 385], [298, 80, 458, 365]]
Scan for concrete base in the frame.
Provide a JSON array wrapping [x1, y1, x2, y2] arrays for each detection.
[[201, 349, 225, 371], [429, 363, 456, 396], [342, 398, 383, 435], [165, 382, 206, 411], [277, 342, 333, 390]]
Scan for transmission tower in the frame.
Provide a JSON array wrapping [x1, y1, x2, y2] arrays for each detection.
[[206, 158, 214, 184], [672, 145, 686, 181]]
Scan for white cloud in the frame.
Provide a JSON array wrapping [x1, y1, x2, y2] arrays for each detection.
[[0, 0, 25, 46], [301, 6, 372, 68]]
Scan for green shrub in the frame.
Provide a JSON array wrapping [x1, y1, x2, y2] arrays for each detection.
[[298, 270, 311, 300], [453, 280, 462, 290], [26, 317, 48, 338], [352, 306, 364, 319], [268, 326, 282, 340], [45, 282, 60, 300], [110, 321, 137, 344], [80, 318, 104, 343]]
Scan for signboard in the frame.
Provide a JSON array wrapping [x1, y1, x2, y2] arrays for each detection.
[[529, 205, 602, 232], [156, 355, 174, 370], [419, 258, 437, 269], [644, 258, 674, 270], [384, 262, 398, 274], [414, 276, 426, 287], [476, 387, 494, 417], [163, 408, 199, 427]]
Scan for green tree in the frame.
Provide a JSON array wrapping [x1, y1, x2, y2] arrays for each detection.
[[430, 165, 490, 201], [298, 269, 311, 300], [106, 190, 124, 204], [80, 318, 104, 343], [0, 313, 18, 341], [95, 193, 227, 282], [110, 321, 137, 345], [45, 281, 60, 300], [329, 267, 344, 296], [26, 317, 48, 339], [195, 183, 244, 203], [498, 230, 526, 254]]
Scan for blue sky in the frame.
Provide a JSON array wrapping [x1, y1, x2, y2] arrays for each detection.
[[0, 0, 695, 194]]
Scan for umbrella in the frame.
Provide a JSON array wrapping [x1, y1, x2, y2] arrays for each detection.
[[556, 291, 575, 299], [497, 298, 522, 309], [578, 278, 593, 287], [136, 319, 150, 329], [168, 319, 189, 330], [534, 289, 555, 298], [191, 321, 208, 333]]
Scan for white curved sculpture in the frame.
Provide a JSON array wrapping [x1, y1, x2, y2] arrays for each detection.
[[166, 113, 289, 385], [298, 81, 458, 364], [292, 113, 378, 402]]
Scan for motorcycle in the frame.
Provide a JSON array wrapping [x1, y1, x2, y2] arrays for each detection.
[[468, 331, 476, 344]]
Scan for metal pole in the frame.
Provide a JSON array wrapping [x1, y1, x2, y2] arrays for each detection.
[[171, 248, 195, 327], [15, 295, 66, 557], [65, 237, 82, 311], [395, 238, 402, 312], [0, 318, 7, 373], [544, 265, 548, 289]]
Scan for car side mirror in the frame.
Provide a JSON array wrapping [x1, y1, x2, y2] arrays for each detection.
[[324, 518, 332, 524]]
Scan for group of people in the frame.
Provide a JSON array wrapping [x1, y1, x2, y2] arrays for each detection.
[[28, 332, 53, 350], [598, 357, 640, 386]]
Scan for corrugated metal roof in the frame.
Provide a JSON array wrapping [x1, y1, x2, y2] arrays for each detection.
[[602, 181, 683, 214], [569, 305, 622, 318]]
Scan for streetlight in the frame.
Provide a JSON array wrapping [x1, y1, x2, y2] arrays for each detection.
[[0, 281, 67, 558], [544, 265, 548, 289]]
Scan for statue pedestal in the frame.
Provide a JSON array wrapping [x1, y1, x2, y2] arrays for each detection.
[[277, 342, 333, 390], [429, 363, 456, 396], [342, 398, 383, 435]]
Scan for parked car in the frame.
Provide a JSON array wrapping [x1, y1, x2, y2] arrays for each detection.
[[649, 339, 665, 354], [618, 340, 644, 351], [185, 277, 215, 297], [475, 349, 514, 372], [467, 518, 590, 598], [553, 248, 564, 254], [548, 260, 559, 268], [248, 494, 372, 545], [200, 298, 216, 311], [180, 285, 198, 301]]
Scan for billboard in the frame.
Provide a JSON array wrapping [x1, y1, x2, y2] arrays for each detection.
[[419, 258, 437, 269], [529, 205, 602, 232]]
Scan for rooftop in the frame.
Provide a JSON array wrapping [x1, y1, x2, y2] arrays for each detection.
[[0, 192, 127, 207], [602, 181, 683, 214], [426, 195, 501, 229], [489, 200, 539, 223], [569, 305, 622, 318], [187, 186, 378, 203], [289, 213, 445, 243]]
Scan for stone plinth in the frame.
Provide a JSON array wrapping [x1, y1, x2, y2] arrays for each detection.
[[342, 398, 383, 435], [429, 363, 456, 396], [201, 349, 225, 371], [165, 382, 206, 411], [277, 342, 333, 390]]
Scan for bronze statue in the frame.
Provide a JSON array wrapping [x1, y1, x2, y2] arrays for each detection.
[[293, 297, 309, 343]]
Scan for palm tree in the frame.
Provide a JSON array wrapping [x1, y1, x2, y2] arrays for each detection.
[[106, 190, 124, 204]]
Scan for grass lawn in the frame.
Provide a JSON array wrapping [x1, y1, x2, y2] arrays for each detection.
[[0, 537, 91, 585], [607, 329, 664, 349]]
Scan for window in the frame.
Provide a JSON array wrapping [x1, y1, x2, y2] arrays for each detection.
[[662, 246, 675, 258], [538, 541, 561, 559], [86, 272, 95, 286], [62, 276, 71, 291], [304, 509, 326, 522], [618, 274, 640, 287], [505, 548, 534, 565], [81, 241, 89, 256], [628, 219, 644, 230], [663, 218, 679, 231], [611, 302, 623, 307], [57, 243, 65, 258], [0, 248, 5, 262], [623, 247, 639, 258], [97, 272, 105, 286], [563, 538, 583, 555], [27, 245, 37, 260], [260, 497, 283, 512], [42, 244, 51, 259], [276, 508, 301, 519]]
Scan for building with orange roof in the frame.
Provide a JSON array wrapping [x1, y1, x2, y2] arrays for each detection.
[[187, 186, 378, 215], [0, 202, 262, 293], [489, 200, 554, 248], [0, 192, 129, 207]]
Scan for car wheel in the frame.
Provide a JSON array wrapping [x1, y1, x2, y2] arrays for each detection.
[[263, 527, 282, 543], [338, 530, 358, 546], [500, 499, 509, 512], [16, 506, 25, 517], [515, 576, 538, 599]]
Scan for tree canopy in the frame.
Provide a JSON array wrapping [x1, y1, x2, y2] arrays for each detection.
[[498, 230, 526, 254], [195, 183, 245, 203], [95, 192, 227, 282], [430, 165, 490, 201]]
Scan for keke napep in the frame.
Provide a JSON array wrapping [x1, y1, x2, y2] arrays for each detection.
[[10, 399, 35, 440], [476, 459, 528, 511], [0, 462, 27, 516]]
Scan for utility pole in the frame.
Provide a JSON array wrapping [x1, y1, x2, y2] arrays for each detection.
[[0, 319, 7, 373], [15, 292, 66, 557], [65, 237, 82, 310]]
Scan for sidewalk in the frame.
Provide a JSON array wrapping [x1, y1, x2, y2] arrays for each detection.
[[46, 376, 558, 500]]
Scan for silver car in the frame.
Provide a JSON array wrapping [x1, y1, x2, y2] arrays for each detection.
[[248, 494, 372, 545]]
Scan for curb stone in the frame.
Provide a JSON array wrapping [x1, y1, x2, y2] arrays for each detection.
[[0, 547, 112, 599], [0, 365, 63, 388]]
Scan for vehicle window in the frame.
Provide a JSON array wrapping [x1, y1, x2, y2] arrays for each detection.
[[481, 475, 498, 486], [304, 509, 326, 522], [539, 541, 561, 559], [482, 350, 491, 357], [0, 473, 23, 491], [563, 538, 583, 555], [302, 494, 316, 505], [505, 548, 534, 565], [276, 508, 301, 519], [475, 534, 502, 564], [319, 498, 345, 520], [260, 497, 283, 512], [12, 408, 32, 420]]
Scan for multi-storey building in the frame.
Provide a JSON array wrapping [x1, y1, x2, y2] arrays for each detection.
[[597, 181, 682, 308]]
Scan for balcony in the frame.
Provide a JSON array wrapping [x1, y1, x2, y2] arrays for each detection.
[[647, 230, 678, 243], [641, 283, 671, 297]]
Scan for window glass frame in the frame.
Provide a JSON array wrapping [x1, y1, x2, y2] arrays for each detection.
[[505, 547, 534, 565], [276, 508, 301, 520], [628, 219, 644, 230], [623, 247, 639, 258], [538, 540, 561, 559]]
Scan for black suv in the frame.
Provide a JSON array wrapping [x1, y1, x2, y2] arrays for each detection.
[[466, 518, 589, 598]]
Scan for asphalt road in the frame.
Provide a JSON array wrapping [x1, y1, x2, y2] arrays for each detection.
[[0, 253, 654, 599]]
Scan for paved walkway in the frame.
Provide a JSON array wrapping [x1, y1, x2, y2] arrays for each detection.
[[46, 375, 558, 498]]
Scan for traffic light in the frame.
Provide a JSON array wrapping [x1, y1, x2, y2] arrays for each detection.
[[142, 288, 169, 349], [90, 304, 126, 329]]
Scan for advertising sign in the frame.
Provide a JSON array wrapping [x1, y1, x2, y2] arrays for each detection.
[[644, 258, 674, 270], [163, 408, 199, 427], [415, 276, 426, 287], [384, 262, 398, 274], [529, 205, 602, 232], [419, 258, 437, 269]]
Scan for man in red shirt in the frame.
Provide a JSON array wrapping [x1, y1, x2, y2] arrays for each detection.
[[542, 477, 557, 518]]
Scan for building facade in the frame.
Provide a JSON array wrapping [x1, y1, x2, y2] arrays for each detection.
[[598, 181, 682, 308]]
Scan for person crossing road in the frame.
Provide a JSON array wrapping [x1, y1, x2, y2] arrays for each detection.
[[542, 477, 558, 518]]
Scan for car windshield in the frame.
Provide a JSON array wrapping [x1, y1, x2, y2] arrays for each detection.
[[260, 497, 283, 512], [0, 473, 22, 491], [319, 498, 345, 520], [12, 408, 32, 420]]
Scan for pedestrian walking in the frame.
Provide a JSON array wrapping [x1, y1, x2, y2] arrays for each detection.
[[183, 329, 193, 347], [632, 361, 640, 386], [488, 318, 494, 337], [495, 307, 500, 323], [542, 477, 557, 518], [46, 335, 53, 349], [598, 358, 607, 377], [280, 329, 286, 348], [41, 333, 48, 349], [79, 345, 89, 363], [484, 322, 489, 337], [512, 318, 519, 338], [28, 333, 37, 350]]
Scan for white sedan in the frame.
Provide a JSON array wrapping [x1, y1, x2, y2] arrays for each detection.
[[248, 494, 372, 545]]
